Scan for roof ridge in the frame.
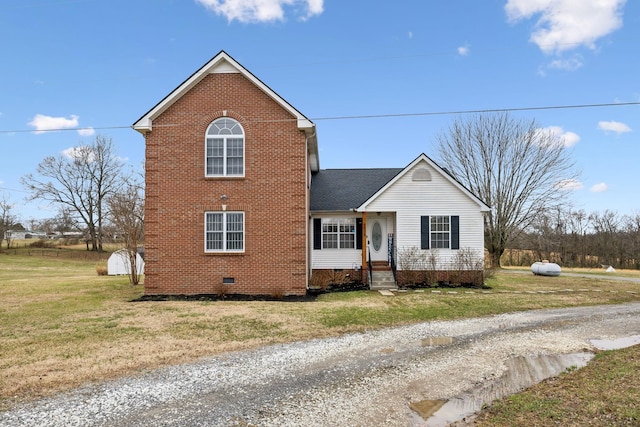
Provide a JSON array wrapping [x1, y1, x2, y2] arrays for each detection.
[[317, 167, 403, 171]]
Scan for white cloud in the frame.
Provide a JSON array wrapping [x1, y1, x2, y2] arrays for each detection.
[[28, 114, 94, 136], [62, 147, 82, 159], [540, 126, 581, 148], [590, 182, 608, 193], [306, 0, 323, 16], [547, 54, 583, 71], [598, 120, 631, 134], [408, 31, 413, 39], [62, 147, 127, 165], [556, 179, 584, 191], [77, 127, 95, 136], [28, 114, 79, 134], [196, 0, 324, 23], [505, 0, 626, 54], [62, 146, 95, 162], [457, 45, 470, 56]]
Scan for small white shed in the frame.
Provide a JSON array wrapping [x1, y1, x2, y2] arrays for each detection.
[[108, 249, 145, 276]]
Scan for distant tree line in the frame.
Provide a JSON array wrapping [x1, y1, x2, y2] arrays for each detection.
[[5, 114, 636, 281], [506, 207, 640, 269]]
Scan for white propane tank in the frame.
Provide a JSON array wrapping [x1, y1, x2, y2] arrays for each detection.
[[531, 260, 561, 276]]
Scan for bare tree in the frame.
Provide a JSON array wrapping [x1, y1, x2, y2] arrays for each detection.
[[36, 208, 82, 238], [436, 113, 579, 268], [566, 209, 590, 266], [622, 212, 640, 269], [524, 205, 568, 264], [53, 207, 82, 235], [0, 194, 18, 249], [21, 135, 125, 252], [107, 174, 144, 285], [589, 210, 621, 267]]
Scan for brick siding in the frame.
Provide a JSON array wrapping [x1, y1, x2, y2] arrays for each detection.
[[144, 73, 308, 296]]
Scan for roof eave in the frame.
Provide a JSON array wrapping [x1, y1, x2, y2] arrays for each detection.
[[133, 117, 152, 134], [310, 209, 358, 215], [303, 124, 319, 172], [357, 153, 492, 212], [132, 51, 318, 141]]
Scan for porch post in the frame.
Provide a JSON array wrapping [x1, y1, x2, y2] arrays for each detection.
[[361, 212, 367, 269]]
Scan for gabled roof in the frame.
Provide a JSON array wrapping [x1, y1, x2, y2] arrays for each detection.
[[132, 50, 319, 171], [358, 153, 491, 212], [310, 168, 403, 211], [310, 153, 491, 213]]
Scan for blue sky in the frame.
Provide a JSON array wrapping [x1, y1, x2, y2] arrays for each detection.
[[1, 0, 638, 222]]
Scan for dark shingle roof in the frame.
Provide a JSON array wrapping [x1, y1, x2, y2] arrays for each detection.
[[310, 168, 403, 211]]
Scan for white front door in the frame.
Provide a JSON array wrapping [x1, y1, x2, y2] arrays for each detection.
[[368, 217, 388, 262]]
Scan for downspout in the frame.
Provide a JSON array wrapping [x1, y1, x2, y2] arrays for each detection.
[[305, 131, 313, 290], [361, 211, 367, 283]]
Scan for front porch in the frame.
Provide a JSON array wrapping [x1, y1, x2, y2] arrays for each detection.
[[369, 260, 397, 290], [309, 211, 398, 291], [362, 212, 397, 290]]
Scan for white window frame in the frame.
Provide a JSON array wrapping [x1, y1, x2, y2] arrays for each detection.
[[205, 118, 245, 177], [205, 211, 245, 253], [322, 218, 356, 249], [430, 215, 450, 249]]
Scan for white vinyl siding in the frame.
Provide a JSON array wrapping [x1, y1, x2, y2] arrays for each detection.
[[363, 161, 485, 268], [311, 214, 361, 269]]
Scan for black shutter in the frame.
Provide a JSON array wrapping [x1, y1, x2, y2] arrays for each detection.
[[313, 218, 322, 250], [420, 216, 430, 249], [356, 218, 363, 250], [451, 216, 460, 250]]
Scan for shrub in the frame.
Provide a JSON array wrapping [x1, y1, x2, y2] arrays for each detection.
[[448, 247, 485, 286], [396, 246, 440, 287], [270, 286, 285, 300], [424, 249, 440, 286], [28, 239, 54, 249], [397, 246, 426, 285], [95, 262, 108, 276]]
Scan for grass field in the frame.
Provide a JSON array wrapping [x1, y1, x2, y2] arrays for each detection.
[[1, 249, 639, 424]]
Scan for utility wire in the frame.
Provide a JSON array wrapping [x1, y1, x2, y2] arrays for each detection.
[[1, 101, 638, 134], [0, 186, 30, 194], [309, 101, 640, 122]]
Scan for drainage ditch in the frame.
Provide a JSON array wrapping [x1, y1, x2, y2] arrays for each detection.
[[410, 335, 640, 426]]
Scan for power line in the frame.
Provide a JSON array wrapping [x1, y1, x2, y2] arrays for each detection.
[[309, 101, 640, 122], [0, 186, 30, 194], [0, 101, 638, 134], [0, 125, 132, 135]]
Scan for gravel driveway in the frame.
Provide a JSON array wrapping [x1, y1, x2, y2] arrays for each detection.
[[2, 302, 640, 427]]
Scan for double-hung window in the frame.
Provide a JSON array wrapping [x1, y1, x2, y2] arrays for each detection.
[[322, 218, 356, 249], [420, 215, 460, 250], [205, 212, 244, 252], [313, 218, 362, 250], [206, 118, 244, 177], [430, 216, 450, 249]]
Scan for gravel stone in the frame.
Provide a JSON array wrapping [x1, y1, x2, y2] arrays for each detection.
[[2, 302, 640, 427]]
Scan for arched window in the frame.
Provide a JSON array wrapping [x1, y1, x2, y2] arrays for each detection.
[[205, 118, 244, 177], [412, 167, 432, 181]]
